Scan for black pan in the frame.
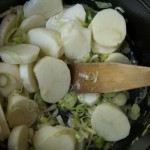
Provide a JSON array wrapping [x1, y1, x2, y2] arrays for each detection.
[[0, 0, 150, 150]]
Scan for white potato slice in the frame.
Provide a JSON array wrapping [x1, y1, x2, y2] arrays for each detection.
[[91, 8, 126, 47], [19, 15, 46, 32], [23, 0, 63, 19], [0, 63, 22, 97], [7, 93, 40, 128], [92, 41, 118, 54], [91, 103, 130, 141], [0, 44, 40, 64], [33, 125, 76, 150], [77, 93, 100, 106], [20, 63, 38, 93], [34, 56, 70, 103], [46, 4, 86, 32], [0, 14, 17, 47], [61, 21, 91, 60], [62, 4, 86, 23], [8, 125, 28, 150], [0, 105, 10, 141], [27, 28, 63, 58], [105, 52, 131, 64]]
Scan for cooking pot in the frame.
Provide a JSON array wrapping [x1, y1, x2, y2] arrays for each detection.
[[0, 0, 150, 150]]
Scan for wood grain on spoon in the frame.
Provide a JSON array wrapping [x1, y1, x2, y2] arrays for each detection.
[[69, 62, 150, 93]]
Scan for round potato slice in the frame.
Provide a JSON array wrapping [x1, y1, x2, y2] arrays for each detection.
[[0, 105, 10, 141], [8, 125, 28, 150], [91, 8, 126, 47], [33, 125, 76, 150], [91, 103, 130, 141], [19, 15, 46, 33], [34, 56, 71, 103], [7, 93, 40, 128], [27, 28, 63, 58], [105, 52, 131, 64], [0, 44, 40, 65]]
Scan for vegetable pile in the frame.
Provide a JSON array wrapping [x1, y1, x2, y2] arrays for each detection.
[[0, 0, 146, 149]]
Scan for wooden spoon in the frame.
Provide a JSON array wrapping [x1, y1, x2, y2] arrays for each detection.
[[69, 62, 150, 93]]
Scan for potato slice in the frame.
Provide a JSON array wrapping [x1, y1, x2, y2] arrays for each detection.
[[0, 63, 22, 97], [61, 21, 91, 60], [19, 15, 46, 33], [27, 28, 63, 58], [105, 52, 131, 64], [91, 8, 126, 47], [91, 103, 130, 141], [33, 125, 76, 150], [23, 0, 63, 19], [34, 56, 70, 103], [46, 4, 86, 32], [0, 44, 40, 64], [0, 105, 10, 141], [8, 125, 28, 150], [20, 63, 38, 93], [0, 14, 17, 47], [7, 93, 40, 128], [92, 41, 118, 54]]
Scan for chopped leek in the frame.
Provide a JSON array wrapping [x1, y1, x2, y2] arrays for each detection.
[[93, 136, 104, 148], [129, 104, 140, 120], [59, 92, 77, 110]]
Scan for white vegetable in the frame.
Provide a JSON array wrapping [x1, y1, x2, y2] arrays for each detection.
[[105, 52, 131, 64], [23, 0, 63, 19], [61, 21, 91, 60], [92, 41, 118, 54], [33, 125, 76, 150], [91, 103, 130, 141], [113, 93, 127, 106], [0, 44, 40, 64], [8, 125, 28, 150], [27, 28, 63, 58], [46, 4, 86, 32], [0, 105, 10, 141], [34, 56, 71, 103], [7, 93, 40, 128], [0, 14, 17, 47], [0, 63, 22, 97], [77, 93, 100, 106], [19, 15, 46, 32], [20, 63, 38, 93], [91, 8, 126, 47]]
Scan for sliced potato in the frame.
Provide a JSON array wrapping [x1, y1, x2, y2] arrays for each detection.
[[34, 56, 70, 103], [0, 63, 22, 97], [19, 15, 46, 32], [91, 103, 130, 141], [91, 8, 126, 47], [27, 28, 63, 58], [23, 0, 63, 19], [8, 125, 28, 150], [46, 4, 86, 32], [105, 52, 131, 64], [0, 14, 17, 47], [33, 125, 76, 150], [7, 93, 40, 128], [92, 41, 118, 54], [0, 105, 10, 141], [61, 21, 91, 60], [20, 63, 38, 93], [0, 44, 40, 64]]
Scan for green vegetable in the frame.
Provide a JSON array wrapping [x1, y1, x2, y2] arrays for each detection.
[[93, 136, 104, 148], [59, 92, 77, 109], [129, 103, 140, 120]]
